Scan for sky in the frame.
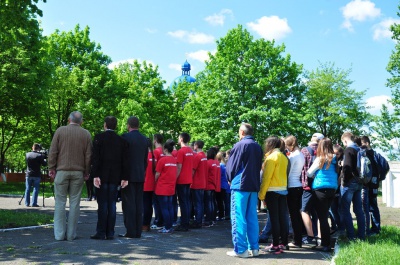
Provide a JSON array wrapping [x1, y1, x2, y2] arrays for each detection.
[[37, 0, 400, 114]]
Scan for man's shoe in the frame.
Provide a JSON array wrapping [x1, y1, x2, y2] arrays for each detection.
[[31, 204, 40, 207], [226, 249, 249, 258], [150, 224, 163, 230], [250, 249, 259, 257], [90, 234, 106, 240], [118, 233, 135, 238]]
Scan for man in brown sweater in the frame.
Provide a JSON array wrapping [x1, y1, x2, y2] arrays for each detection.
[[48, 111, 92, 241]]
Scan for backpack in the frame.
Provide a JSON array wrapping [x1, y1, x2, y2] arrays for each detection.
[[374, 151, 390, 181], [355, 148, 373, 185]]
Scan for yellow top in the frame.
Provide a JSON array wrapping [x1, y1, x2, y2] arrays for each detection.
[[258, 149, 288, 201]]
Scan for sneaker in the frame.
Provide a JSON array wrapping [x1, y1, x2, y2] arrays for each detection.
[[312, 245, 331, 252], [267, 245, 282, 254], [288, 242, 302, 248], [250, 249, 259, 257], [302, 236, 317, 246], [172, 222, 178, 227], [158, 228, 173, 234], [226, 250, 249, 258], [279, 244, 289, 251], [150, 224, 163, 230]]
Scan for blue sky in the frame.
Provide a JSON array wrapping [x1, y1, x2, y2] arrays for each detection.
[[37, 0, 400, 113]]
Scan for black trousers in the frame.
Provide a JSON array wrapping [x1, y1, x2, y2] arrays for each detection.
[[121, 182, 144, 237], [287, 187, 304, 245], [265, 191, 289, 246], [313, 188, 336, 247]]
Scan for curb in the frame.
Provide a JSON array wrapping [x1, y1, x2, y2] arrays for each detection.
[[0, 224, 54, 233]]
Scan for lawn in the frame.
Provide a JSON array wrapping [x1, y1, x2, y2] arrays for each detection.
[[0, 209, 53, 229], [334, 226, 400, 265], [0, 182, 88, 198]]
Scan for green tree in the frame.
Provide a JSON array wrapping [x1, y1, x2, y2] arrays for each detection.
[[0, 0, 47, 172], [181, 25, 305, 149], [114, 61, 169, 137], [42, 25, 113, 138], [371, 105, 400, 160], [302, 62, 371, 144]]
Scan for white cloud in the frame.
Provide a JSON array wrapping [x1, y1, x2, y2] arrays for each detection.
[[373, 18, 400, 41], [145, 28, 157, 34], [167, 30, 215, 44], [186, 50, 214, 63], [341, 0, 381, 31], [366, 95, 393, 114], [246, 16, 292, 41], [204, 9, 233, 26], [169, 63, 182, 72], [108, 58, 155, 69]]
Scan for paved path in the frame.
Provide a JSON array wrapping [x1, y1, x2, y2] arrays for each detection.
[[0, 196, 332, 265]]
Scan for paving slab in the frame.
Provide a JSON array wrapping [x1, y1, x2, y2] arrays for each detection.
[[0, 196, 333, 265]]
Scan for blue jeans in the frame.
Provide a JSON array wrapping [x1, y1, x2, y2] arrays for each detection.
[[157, 195, 173, 229], [191, 189, 204, 225], [361, 186, 370, 235], [204, 190, 215, 223], [231, 190, 259, 254], [25, 176, 41, 206], [259, 211, 272, 240], [340, 180, 365, 240], [176, 184, 191, 228], [369, 195, 381, 233], [153, 193, 164, 226], [96, 182, 118, 237]]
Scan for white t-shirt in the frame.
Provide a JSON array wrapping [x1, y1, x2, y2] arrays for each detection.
[[288, 149, 305, 188]]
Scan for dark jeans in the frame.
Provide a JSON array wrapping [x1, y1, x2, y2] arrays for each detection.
[[340, 180, 365, 240], [265, 191, 289, 246], [191, 189, 204, 225], [157, 195, 174, 229], [96, 182, 118, 237], [204, 190, 215, 223], [329, 190, 343, 231], [216, 189, 230, 219], [153, 193, 164, 226], [143, 191, 153, 226], [176, 184, 191, 228], [121, 182, 144, 237], [369, 194, 381, 233], [287, 187, 303, 245], [313, 188, 336, 247], [25, 176, 41, 206]]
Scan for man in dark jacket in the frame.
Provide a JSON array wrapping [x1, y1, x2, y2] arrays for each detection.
[[90, 116, 129, 240], [120, 116, 148, 238], [340, 132, 365, 240], [226, 123, 262, 258], [25, 143, 47, 207]]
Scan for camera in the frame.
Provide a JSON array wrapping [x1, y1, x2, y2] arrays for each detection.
[[38, 145, 48, 159]]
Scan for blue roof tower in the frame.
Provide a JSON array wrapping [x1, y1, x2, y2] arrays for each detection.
[[169, 60, 196, 89]]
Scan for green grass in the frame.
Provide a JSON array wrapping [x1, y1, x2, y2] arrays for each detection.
[[0, 182, 88, 198], [335, 226, 400, 265], [0, 209, 53, 229]]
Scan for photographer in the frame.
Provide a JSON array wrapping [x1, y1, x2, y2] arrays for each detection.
[[25, 143, 47, 207]]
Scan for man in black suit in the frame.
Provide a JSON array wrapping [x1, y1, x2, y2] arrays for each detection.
[[120, 116, 148, 238], [90, 116, 129, 240]]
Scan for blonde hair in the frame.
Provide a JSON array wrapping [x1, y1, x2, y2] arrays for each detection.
[[317, 138, 334, 169], [216, 151, 226, 164]]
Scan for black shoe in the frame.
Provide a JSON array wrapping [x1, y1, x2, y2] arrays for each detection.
[[174, 225, 189, 232], [90, 234, 106, 240], [106, 236, 114, 240], [31, 204, 40, 207], [312, 245, 332, 252], [118, 233, 134, 238]]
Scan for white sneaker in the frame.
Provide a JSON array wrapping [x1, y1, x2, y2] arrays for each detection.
[[250, 249, 259, 257], [226, 249, 249, 258]]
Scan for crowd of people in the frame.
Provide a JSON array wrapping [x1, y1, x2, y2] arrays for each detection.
[[32, 111, 389, 259]]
